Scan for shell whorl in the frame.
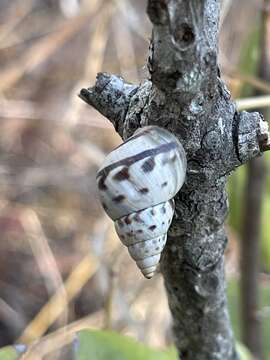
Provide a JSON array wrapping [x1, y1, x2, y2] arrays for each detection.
[[115, 200, 175, 278], [96, 126, 187, 278]]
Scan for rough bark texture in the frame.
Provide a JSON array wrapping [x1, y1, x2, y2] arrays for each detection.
[[79, 1, 270, 359]]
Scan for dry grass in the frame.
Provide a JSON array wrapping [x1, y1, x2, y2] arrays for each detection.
[[0, 1, 169, 356]]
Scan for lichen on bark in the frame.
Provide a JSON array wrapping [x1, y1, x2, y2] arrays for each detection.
[[79, 1, 270, 359]]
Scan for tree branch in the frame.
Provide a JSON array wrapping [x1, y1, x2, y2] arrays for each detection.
[[147, 0, 220, 95], [79, 73, 138, 136], [79, 1, 270, 359]]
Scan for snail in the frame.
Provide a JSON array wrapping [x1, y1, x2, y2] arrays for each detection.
[[96, 126, 187, 279]]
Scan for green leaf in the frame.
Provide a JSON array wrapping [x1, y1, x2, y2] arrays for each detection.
[[73, 280, 270, 358], [0, 345, 26, 360], [74, 329, 252, 360], [236, 343, 252, 360], [74, 330, 176, 360], [0, 347, 16, 360]]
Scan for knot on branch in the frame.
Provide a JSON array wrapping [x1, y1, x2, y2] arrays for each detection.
[[147, 0, 169, 25], [235, 111, 263, 164], [171, 22, 195, 49]]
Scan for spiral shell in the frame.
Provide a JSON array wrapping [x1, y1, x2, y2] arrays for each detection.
[[96, 126, 187, 278]]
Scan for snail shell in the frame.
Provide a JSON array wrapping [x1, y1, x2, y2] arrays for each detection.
[[96, 126, 187, 278]]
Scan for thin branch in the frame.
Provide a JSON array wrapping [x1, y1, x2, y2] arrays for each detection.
[[64, 1, 115, 127], [0, 3, 103, 92], [78, 0, 268, 359], [79, 73, 138, 135], [18, 253, 100, 343], [236, 94, 270, 110]]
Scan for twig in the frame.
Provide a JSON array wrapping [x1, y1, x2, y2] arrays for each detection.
[[21, 208, 68, 330], [17, 253, 99, 343], [20, 312, 102, 359], [230, 72, 270, 94], [103, 268, 118, 330], [64, 1, 115, 127], [0, 1, 103, 93], [113, 4, 140, 82], [0, 297, 26, 333], [117, 0, 149, 42], [236, 95, 270, 110], [0, 0, 34, 46]]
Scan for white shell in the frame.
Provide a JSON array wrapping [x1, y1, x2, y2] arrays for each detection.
[[115, 200, 175, 278], [96, 126, 186, 278]]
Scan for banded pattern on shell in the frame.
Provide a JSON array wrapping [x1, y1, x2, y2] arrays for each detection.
[[115, 200, 175, 278], [96, 126, 187, 278]]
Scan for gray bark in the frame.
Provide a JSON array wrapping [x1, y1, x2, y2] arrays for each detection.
[[79, 1, 270, 359]]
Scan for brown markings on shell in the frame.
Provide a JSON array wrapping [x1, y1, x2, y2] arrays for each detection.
[[149, 225, 157, 231], [151, 208, 156, 216], [139, 188, 149, 194], [97, 142, 177, 180], [136, 229, 143, 234], [113, 195, 125, 203], [141, 157, 155, 173], [134, 213, 143, 223], [124, 215, 132, 225], [113, 167, 130, 181], [162, 181, 168, 187]]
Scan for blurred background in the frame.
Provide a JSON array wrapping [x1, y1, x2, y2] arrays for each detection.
[[0, 0, 269, 359]]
